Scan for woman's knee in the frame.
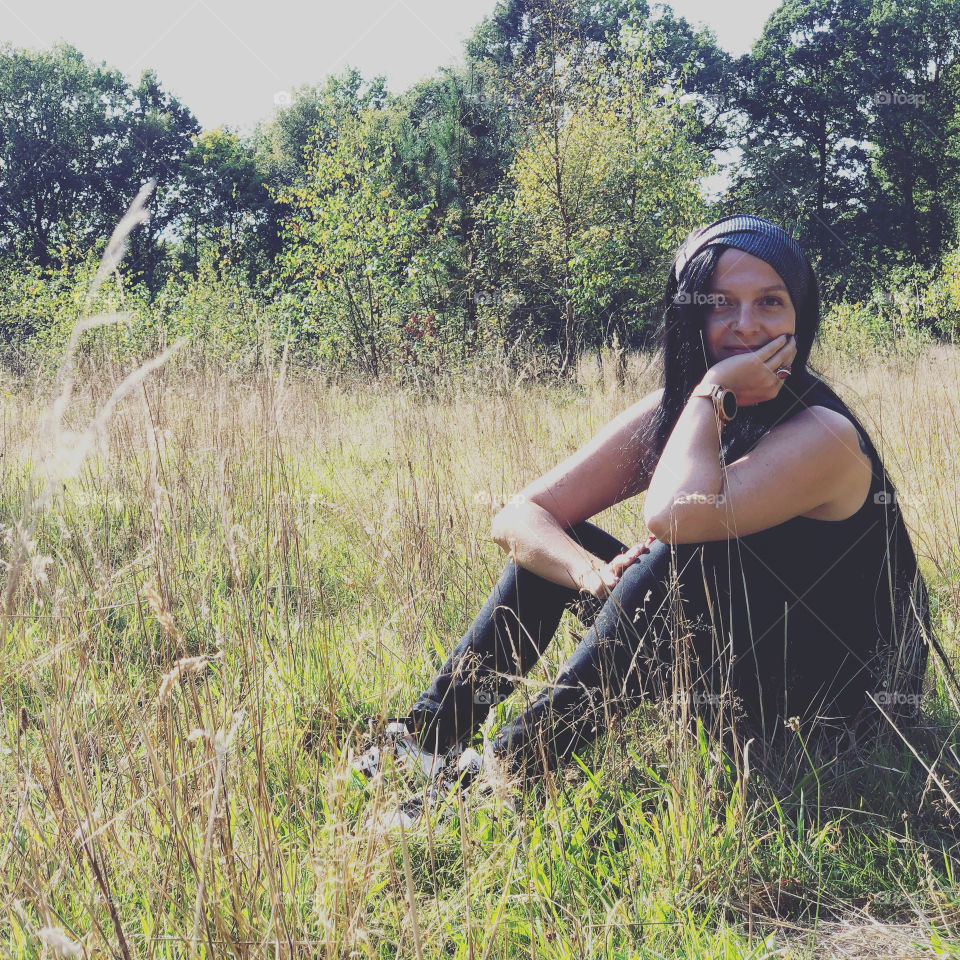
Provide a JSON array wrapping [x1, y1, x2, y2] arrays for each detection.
[[562, 519, 630, 563], [586, 538, 695, 671], [607, 538, 676, 607], [611, 539, 713, 621]]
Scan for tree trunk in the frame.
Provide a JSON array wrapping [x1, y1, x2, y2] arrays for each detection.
[[364, 273, 380, 379], [613, 329, 627, 390], [561, 299, 576, 377]]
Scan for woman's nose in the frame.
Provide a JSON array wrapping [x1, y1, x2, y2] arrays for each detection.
[[730, 304, 763, 334]]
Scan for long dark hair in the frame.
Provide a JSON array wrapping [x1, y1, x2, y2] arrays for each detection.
[[646, 242, 827, 467], [637, 241, 938, 719]]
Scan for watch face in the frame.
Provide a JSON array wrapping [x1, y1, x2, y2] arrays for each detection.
[[721, 390, 737, 420]]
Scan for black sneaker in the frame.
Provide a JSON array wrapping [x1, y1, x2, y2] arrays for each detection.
[[365, 746, 498, 833], [366, 795, 426, 832], [348, 720, 463, 781]]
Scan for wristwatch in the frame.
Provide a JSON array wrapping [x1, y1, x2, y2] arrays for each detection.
[[690, 382, 737, 422]]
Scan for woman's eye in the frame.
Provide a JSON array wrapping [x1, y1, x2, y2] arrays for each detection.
[[710, 296, 782, 310]]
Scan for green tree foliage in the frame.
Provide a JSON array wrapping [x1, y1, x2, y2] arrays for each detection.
[[4, 2, 960, 369], [726, 0, 877, 289], [726, 0, 960, 302], [176, 129, 282, 282], [495, 62, 710, 374], [253, 68, 390, 192], [462, 0, 734, 147], [114, 70, 204, 290], [0, 43, 199, 285], [863, 0, 960, 270], [635, 7, 739, 154], [385, 63, 519, 356], [465, 0, 650, 89], [276, 113, 434, 376], [249, 68, 393, 299]]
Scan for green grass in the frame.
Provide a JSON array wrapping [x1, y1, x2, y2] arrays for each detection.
[[1, 335, 959, 959]]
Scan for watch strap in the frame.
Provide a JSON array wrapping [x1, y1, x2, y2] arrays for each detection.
[[690, 383, 736, 421]]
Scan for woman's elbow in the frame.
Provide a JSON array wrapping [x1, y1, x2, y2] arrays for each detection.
[[643, 499, 669, 540], [490, 526, 511, 551], [644, 512, 669, 542], [490, 508, 519, 549], [644, 506, 697, 544]]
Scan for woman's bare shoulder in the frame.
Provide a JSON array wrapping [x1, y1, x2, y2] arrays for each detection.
[[788, 406, 874, 521], [804, 405, 872, 457]]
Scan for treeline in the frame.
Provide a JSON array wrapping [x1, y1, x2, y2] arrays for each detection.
[[2, 0, 959, 377]]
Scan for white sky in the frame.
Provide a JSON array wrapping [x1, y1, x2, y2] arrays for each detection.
[[0, 0, 783, 134]]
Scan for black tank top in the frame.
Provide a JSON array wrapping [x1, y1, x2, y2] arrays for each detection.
[[679, 410, 929, 740]]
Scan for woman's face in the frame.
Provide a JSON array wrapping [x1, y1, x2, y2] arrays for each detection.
[[701, 248, 796, 367]]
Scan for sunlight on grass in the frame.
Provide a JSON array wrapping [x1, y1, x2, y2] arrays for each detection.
[[1, 319, 959, 957]]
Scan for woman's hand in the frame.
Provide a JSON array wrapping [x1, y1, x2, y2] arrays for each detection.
[[700, 334, 797, 406], [577, 536, 656, 599]]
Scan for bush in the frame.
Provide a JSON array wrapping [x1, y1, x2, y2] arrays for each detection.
[[0, 247, 295, 377], [922, 245, 960, 342], [819, 264, 939, 359], [0, 250, 135, 375]]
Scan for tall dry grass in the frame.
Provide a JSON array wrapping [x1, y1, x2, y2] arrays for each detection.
[[0, 207, 959, 958]]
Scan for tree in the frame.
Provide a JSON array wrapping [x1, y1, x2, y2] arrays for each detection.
[[497, 62, 710, 377], [863, 0, 960, 270], [386, 62, 519, 357], [253, 67, 390, 192], [725, 0, 960, 301], [634, 7, 739, 155], [276, 113, 433, 376], [0, 43, 126, 266], [725, 0, 877, 293], [110, 69, 201, 290], [176, 129, 281, 281], [465, 0, 650, 90], [0, 43, 198, 286]]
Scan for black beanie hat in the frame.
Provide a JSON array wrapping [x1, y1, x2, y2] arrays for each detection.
[[673, 214, 811, 311]]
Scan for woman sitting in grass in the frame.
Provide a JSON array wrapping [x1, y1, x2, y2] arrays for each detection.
[[352, 214, 933, 820]]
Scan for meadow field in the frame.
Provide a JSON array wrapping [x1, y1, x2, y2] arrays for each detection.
[[1, 327, 959, 959]]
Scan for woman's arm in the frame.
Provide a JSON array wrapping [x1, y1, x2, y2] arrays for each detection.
[[643, 334, 868, 543], [495, 387, 665, 530], [491, 501, 612, 591], [491, 387, 664, 588], [642, 392, 724, 534], [644, 403, 870, 543]]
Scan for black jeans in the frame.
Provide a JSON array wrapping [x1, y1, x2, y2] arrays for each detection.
[[407, 521, 728, 777]]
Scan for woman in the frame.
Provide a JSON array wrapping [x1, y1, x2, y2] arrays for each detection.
[[352, 214, 932, 805]]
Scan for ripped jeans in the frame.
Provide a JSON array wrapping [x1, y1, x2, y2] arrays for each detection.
[[407, 520, 733, 778]]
